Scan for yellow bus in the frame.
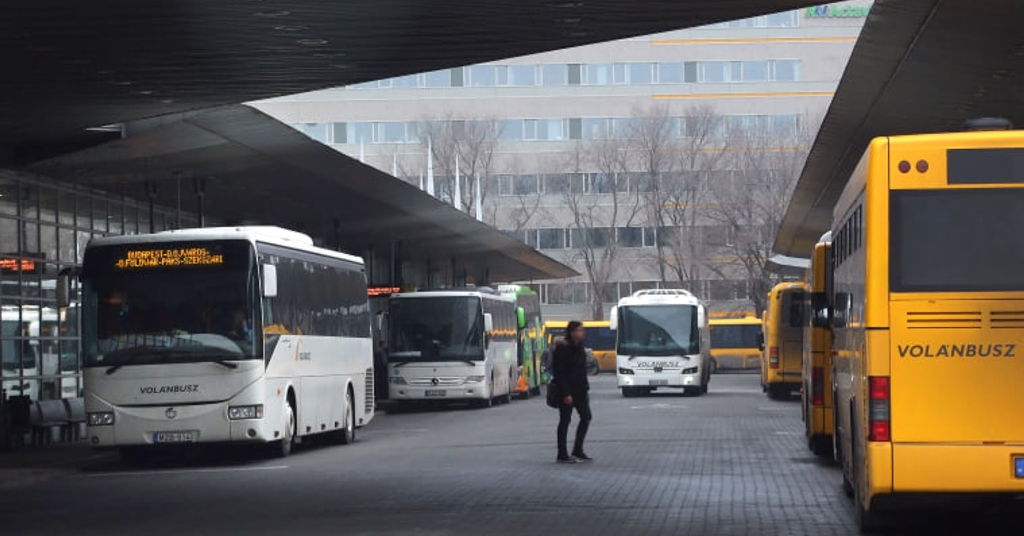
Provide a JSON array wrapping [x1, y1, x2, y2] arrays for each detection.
[[542, 320, 613, 373], [708, 316, 762, 372], [831, 125, 1024, 530], [802, 232, 833, 458], [762, 282, 806, 400]]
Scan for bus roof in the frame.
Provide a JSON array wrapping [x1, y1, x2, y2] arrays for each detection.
[[391, 290, 513, 303], [543, 320, 610, 328], [770, 281, 807, 294], [86, 226, 364, 265], [617, 288, 701, 307], [709, 316, 762, 326]]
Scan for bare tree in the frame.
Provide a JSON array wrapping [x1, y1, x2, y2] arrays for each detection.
[[703, 117, 814, 314], [640, 104, 729, 295], [415, 114, 500, 213], [563, 139, 643, 320]]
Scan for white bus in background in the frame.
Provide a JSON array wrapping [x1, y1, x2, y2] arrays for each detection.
[[1, 306, 40, 401], [386, 289, 519, 409], [611, 289, 711, 397], [61, 226, 374, 460]]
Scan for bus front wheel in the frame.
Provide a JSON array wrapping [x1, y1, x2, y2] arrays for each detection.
[[335, 388, 355, 445], [274, 400, 296, 458]]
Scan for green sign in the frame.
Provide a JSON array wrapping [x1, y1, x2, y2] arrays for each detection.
[[805, 4, 872, 18]]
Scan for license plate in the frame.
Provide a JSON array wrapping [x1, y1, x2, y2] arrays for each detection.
[[154, 431, 195, 443], [1015, 457, 1024, 478], [424, 389, 446, 397], [649, 379, 669, 386]]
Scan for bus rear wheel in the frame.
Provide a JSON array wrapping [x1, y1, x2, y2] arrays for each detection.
[[332, 389, 355, 445], [274, 400, 295, 458]]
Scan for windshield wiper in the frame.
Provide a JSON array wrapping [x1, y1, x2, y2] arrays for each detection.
[[212, 360, 239, 370], [104, 346, 164, 375]]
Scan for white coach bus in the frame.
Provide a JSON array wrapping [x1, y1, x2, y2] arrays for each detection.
[[385, 288, 519, 409], [59, 226, 374, 460], [611, 289, 710, 397]]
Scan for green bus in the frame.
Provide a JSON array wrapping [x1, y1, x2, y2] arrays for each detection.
[[498, 285, 544, 399]]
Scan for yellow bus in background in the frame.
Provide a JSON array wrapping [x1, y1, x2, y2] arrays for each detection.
[[832, 124, 1024, 531], [543, 320, 613, 373], [762, 282, 806, 400], [802, 232, 834, 459], [709, 316, 762, 372]]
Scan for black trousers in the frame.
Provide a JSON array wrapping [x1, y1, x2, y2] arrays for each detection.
[[557, 393, 592, 456]]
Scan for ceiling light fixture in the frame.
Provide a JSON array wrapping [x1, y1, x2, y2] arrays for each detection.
[[254, 10, 291, 17], [297, 38, 328, 46], [545, 2, 584, 8], [275, 25, 308, 31]]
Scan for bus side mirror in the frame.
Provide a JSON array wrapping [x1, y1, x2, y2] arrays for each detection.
[[609, 307, 618, 330], [376, 311, 387, 333], [516, 307, 526, 330], [483, 313, 494, 333], [697, 305, 706, 328], [262, 264, 278, 298], [56, 273, 71, 309], [756, 333, 765, 352], [811, 292, 830, 328]]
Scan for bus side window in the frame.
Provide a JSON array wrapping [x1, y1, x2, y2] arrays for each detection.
[[787, 292, 806, 328], [832, 293, 851, 328]]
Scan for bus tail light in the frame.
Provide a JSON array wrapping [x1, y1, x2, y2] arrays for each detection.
[[769, 347, 779, 369], [868, 376, 890, 442], [811, 367, 824, 406]]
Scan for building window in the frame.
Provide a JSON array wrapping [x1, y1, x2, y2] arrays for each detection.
[[351, 122, 374, 144], [642, 227, 658, 247], [392, 74, 418, 89], [766, 11, 798, 27], [742, 61, 769, 82], [581, 118, 610, 140], [701, 62, 727, 83], [543, 174, 570, 194], [513, 175, 539, 195], [584, 64, 612, 85], [684, 61, 698, 83], [379, 122, 407, 143], [538, 228, 567, 249], [618, 227, 643, 248], [470, 65, 496, 87], [568, 118, 583, 140], [658, 62, 684, 84], [294, 123, 330, 143], [540, 64, 568, 86], [568, 64, 582, 85], [498, 120, 522, 141], [773, 59, 800, 81], [424, 69, 451, 88], [537, 119, 565, 141], [330, 123, 347, 144], [508, 65, 536, 86]]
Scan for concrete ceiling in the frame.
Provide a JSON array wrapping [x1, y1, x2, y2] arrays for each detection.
[[1, 0, 820, 164], [27, 105, 578, 283], [774, 0, 1024, 256]]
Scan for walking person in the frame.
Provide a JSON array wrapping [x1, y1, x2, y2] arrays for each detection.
[[552, 320, 593, 463]]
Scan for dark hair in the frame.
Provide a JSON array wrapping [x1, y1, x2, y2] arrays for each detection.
[[566, 320, 583, 335]]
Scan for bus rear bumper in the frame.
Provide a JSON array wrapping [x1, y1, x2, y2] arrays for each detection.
[[891, 443, 1024, 493]]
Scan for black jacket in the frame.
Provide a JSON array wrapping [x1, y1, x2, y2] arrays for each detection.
[[552, 338, 590, 398]]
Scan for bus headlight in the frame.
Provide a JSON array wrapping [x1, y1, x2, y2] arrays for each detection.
[[88, 412, 115, 426], [618, 367, 634, 375], [228, 405, 264, 420], [681, 367, 698, 375], [465, 376, 485, 383], [389, 377, 408, 385]]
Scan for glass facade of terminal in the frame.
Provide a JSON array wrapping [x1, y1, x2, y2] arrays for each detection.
[[0, 172, 197, 402]]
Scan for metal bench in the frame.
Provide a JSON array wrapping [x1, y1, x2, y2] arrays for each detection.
[[30, 399, 70, 446]]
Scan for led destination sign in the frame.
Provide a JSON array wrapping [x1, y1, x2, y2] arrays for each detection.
[[115, 247, 225, 269]]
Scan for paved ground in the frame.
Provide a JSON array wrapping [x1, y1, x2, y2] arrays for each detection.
[[1, 373, 1022, 536]]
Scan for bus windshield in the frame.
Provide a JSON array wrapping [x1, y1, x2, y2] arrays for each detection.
[[617, 305, 699, 357], [711, 324, 761, 349], [389, 297, 483, 362], [80, 240, 260, 368]]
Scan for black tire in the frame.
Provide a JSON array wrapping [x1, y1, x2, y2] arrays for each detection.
[[587, 360, 599, 376], [851, 408, 887, 533], [274, 400, 295, 458], [338, 389, 355, 445], [504, 373, 514, 404], [809, 435, 832, 458], [710, 359, 718, 374]]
